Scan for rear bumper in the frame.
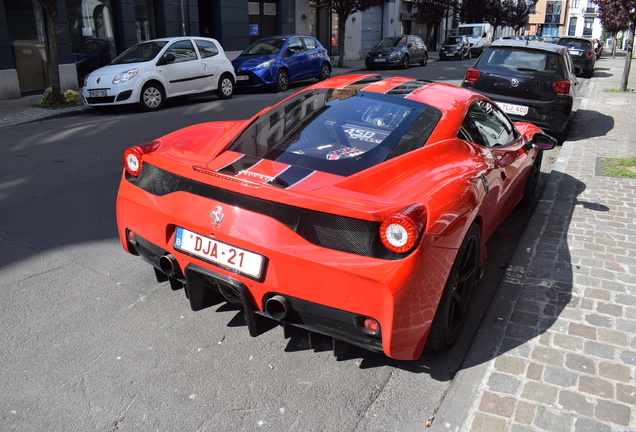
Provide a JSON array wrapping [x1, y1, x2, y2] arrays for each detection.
[[116, 175, 457, 360]]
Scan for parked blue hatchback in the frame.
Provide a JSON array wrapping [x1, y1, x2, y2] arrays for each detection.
[[232, 35, 331, 92]]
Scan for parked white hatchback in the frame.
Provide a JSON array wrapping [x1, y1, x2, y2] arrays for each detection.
[[82, 37, 236, 111]]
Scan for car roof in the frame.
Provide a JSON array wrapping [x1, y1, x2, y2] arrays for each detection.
[[490, 39, 568, 54], [141, 36, 219, 42], [557, 36, 593, 41]]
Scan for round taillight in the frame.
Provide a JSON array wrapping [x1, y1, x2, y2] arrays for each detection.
[[122, 141, 160, 177], [379, 204, 426, 254], [123, 147, 143, 176], [464, 68, 481, 84]]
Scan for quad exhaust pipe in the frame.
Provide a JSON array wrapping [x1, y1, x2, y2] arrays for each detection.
[[265, 295, 290, 320]]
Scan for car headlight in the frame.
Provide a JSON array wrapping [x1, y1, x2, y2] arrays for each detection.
[[112, 69, 139, 85], [251, 59, 275, 70], [390, 51, 402, 58]]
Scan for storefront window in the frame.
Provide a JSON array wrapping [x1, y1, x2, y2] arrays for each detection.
[[67, 0, 117, 82], [6, 0, 48, 93]]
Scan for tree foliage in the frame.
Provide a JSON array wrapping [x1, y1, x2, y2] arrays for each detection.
[[36, 0, 62, 104], [412, 0, 458, 26], [592, 0, 636, 90], [318, 0, 380, 67], [504, 0, 531, 33]]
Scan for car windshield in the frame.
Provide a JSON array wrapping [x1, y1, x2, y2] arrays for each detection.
[[376, 37, 407, 48], [241, 38, 287, 55], [479, 48, 564, 74], [228, 87, 441, 177], [458, 26, 482, 37], [443, 37, 463, 45], [557, 39, 592, 49], [110, 41, 167, 64]]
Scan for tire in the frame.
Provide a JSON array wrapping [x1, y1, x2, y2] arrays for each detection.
[[139, 82, 165, 111], [517, 151, 543, 209], [216, 74, 234, 100], [318, 63, 331, 81], [401, 55, 409, 69], [274, 69, 289, 92], [420, 54, 428, 66], [426, 224, 481, 351], [467, 49, 472, 60]]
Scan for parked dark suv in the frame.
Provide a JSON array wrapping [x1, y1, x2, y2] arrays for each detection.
[[462, 40, 580, 141], [365, 35, 428, 69], [556, 36, 596, 77]]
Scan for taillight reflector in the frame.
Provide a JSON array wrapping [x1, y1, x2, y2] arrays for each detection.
[[552, 80, 571, 96], [464, 68, 481, 84], [379, 204, 426, 254], [123, 141, 160, 176]]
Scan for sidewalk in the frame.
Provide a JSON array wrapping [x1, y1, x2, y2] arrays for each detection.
[[431, 53, 636, 432]]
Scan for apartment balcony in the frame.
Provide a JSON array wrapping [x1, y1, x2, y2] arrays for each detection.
[[584, 7, 598, 15]]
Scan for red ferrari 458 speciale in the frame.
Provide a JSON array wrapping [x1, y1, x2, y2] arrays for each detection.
[[116, 74, 556, 360]]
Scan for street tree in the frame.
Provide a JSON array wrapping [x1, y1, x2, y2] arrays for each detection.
[[412, 0, 459, 45], [459, 0, 490, 23], [593, 0, 636, 90], [318, 0, 380, 67], [36, 0, 62, 104], [504, 0, 531, 34]]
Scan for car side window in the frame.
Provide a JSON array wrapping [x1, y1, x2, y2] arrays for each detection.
[[194, 39, 219, 58], [165, 40, 198, 63], [460, 101, 517, 147], [288, 37, 304, 54], [302, 37, 317, 50]]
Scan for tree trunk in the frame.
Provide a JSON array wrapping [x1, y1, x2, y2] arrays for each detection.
[[620, 25, 635, 92], [337, 19, 347, 68], [43, 1, 62, 104]]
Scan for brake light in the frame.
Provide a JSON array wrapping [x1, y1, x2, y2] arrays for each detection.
[[552, 80, 571, 96], [464, 68, 481, 84], [585, 50, 595, 58], [123, 141, 160, 176], [379, 204, 426, 254]]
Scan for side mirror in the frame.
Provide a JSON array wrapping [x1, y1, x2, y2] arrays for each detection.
[[529, 132, 557, 150], [157, 53, 175, 66], [286, 48, 296, 56]]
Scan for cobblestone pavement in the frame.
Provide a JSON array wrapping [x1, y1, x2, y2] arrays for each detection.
[[432, 53, 636, 432]]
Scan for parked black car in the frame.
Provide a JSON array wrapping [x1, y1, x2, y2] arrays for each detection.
[[365, 35, 428, 69], [439, 35, 471, 60], [462, 40, 580, 141], [556, 36, 596, 77]]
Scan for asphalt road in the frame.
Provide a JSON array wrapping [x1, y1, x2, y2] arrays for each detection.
[[0, 59, 586, 432]]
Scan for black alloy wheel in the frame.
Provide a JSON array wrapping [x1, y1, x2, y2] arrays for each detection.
[[518, 151, 543, 209], [426, 224, 481, 351], [401, 55, 409, 69], [275, 69, 290, 92], [421, 54, 428, 66], [318, 63, 331, 81]]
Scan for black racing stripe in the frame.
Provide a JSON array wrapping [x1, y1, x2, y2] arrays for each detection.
[[218, 155, 262, 175], [267, 166, 315, 189], [386, 80, 432, 96]]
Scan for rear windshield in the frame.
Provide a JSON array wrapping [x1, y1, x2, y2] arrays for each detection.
[[478, 47, 564, 74], [240, 38, 287, 55], [111, 41, 167, 64], [228, 88, 442, 176], [557, 39, 593, 50]]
